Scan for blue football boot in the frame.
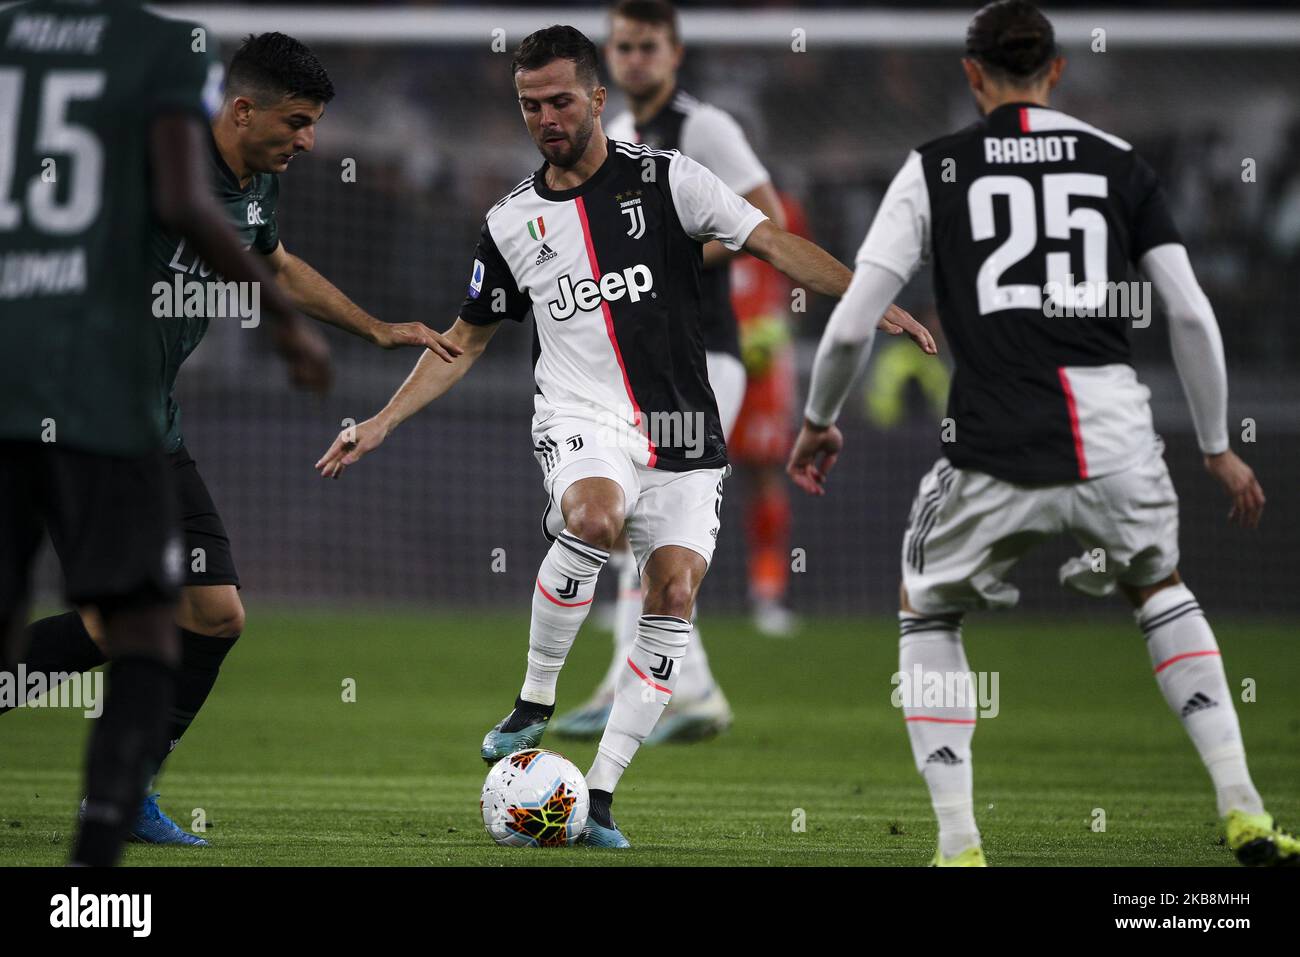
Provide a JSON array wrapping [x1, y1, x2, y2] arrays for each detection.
[[579, 789, 631, 848], [80, 793, 210, 847], [130, 794, 210, 846], [481, 697, 555, 764]]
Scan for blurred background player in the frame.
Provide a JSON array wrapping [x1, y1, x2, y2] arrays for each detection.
[[0, 0, 300, 864], [789, 0, 1296, 867], [728, 190, 809, 637], [550, 0, 790, 743], [2, 30, 462, 846]]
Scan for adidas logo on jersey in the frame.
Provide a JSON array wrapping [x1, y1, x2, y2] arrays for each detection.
[[548, 264, 654, 322], [925, 747, 963, 766], [1180, 692, 1218, 717], [535, 243, 557, 266]]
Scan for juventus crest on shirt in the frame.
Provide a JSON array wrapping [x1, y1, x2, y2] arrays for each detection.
[[459, 136, 767, 472], [858, 103, 1184, 484]]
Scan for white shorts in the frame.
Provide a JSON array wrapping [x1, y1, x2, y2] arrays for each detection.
[[534, 415, 729, 575], [901, 443, 1180, 614], [706, 350, 747, 440]]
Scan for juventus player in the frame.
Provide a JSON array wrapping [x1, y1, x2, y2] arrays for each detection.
[[789, 0, 1295, 867], [316, 25, 931, 847], [551, 0, 790, 745]]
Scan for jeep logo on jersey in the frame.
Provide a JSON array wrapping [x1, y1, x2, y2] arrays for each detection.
[[547, 264, 654, 321], [246, 201, 264, 226]]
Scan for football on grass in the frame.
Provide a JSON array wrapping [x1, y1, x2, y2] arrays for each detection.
[[481, 749, 589, 847]]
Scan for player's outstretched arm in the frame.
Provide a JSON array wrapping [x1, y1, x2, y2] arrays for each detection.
[[315, 317, 498, 478], [1141, 243, 1265, 528], [742, 221, 935, 355], [702, 181, 788, 268], [787, 261, 908, 496], [264, 242, 464, 358]]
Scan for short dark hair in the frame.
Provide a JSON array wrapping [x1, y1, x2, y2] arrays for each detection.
[[965, 1, 1057, 83], [228, 32, 335, 105], [511, 25, 601, 91], [611, 0, 681, 45]]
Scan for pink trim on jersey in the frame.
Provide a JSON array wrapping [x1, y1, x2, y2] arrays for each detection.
[[1154, 650, 1221, 675], [1058, 367, 1089, 479], [904, 716, 978, 725], [574, 194, 657, 467], [1019, 107, 1031, 133]]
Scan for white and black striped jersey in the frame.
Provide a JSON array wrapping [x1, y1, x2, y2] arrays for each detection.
[[860, 103, 1183, 484], [606, 88, 770, 360], [458, 136, 767, 471]]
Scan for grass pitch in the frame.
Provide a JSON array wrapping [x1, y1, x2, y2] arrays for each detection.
[[1, 608, 1296, 866]]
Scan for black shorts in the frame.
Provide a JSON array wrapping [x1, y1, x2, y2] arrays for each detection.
[[169, 445, 240, 589], [0, 441, 182, 617]]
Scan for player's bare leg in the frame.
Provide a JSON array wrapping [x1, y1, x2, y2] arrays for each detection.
[[1121, 572, 1296, 865], [580, 545, 706, 846], [480, 477, 619, 763], [898, 584, 984, 866]]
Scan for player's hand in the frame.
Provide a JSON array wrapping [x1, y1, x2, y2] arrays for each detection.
[[373, 321, 464, 361], [878, 304, 937, 355], [1203, 450, 1265, 528], [786, 420, 844, 496], [315, 416, 388, 479], [273, 319, 333, 394]]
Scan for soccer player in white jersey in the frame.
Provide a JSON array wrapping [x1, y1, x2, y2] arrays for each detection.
[[551, 0, 792, 745], [789, 0, 1295, 867], [316, 25, 932, 847]]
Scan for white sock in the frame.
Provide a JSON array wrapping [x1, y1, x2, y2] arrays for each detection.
[[899, 612, 980, 858], [520, 530, 609, 706], [673, 622, 716, 702], [1137, 584, 1263, 817], [587, 614, 690, 792], [597, 544, 642, 696]]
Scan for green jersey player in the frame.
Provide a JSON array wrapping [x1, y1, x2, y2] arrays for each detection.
[[5, 30, 462, 847], [0, 0, 302, 866]]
